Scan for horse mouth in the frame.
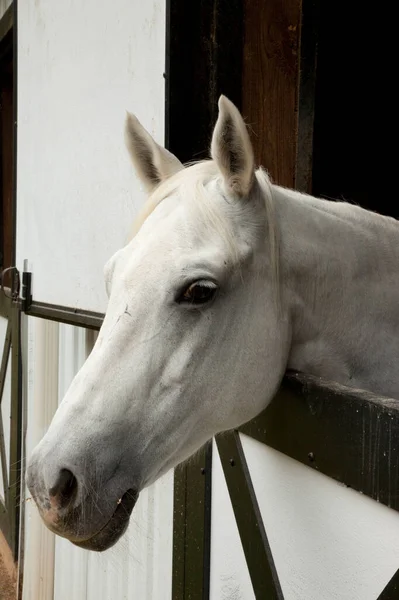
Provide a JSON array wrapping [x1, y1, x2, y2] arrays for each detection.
[[72, 489, 138, 551]]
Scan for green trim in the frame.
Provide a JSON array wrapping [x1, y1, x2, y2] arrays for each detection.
[[240, 372, 399, 512], [24, 300, 103, 330], [0, 321, 11, 508], [172, 441, 212, 599], [377, 569, 399, 599], [8, 301, 22, 559], [0, 296, 21, 558], [216, 431, 284, 599], [0, 291, 11, 319], [0, 498, 10, 543], [0, 3, 13, 47]]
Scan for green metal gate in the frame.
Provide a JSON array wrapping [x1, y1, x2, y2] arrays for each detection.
[[0, 275, 22, 562]]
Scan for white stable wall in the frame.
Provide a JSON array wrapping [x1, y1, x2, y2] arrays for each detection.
[[17, 0, 166, 312], [210, 434, 399, 600], [18, 1, 174, 598]]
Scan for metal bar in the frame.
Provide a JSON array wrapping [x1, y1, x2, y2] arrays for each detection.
[[240, 371, 399, 512], [377, 569, 399, 599], [17, 274, 29, 599], [0, 409, 9, 509], [216, 431, 284, 600], [24, 300, 103, 330], [172, 460, 187, 599], [8, 302, 22, 559], [202, 442, 212, 599], [172, 441, 212, 600], [0, 497, 10, 545], [0, 322, 11, 508], [0, 289, 12, 318], [0, 4, 13, 58], [0, 321, 11, 403]]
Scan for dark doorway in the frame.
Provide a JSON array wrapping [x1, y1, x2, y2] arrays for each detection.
[[312, 3, 395, 218], [0, 18, 14, 272]]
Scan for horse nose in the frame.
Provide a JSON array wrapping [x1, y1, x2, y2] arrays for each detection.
[[49, 468, 78, 510]]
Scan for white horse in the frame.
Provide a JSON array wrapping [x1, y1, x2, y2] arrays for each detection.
[[27, 96, 399, 551]]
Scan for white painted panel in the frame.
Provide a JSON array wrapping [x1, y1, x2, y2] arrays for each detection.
[[210, 439, 254, 600], [17, 0, 165, 312], [81, 474, 173, 600], [53, 323, 174, 600], [23, 318, 59, 600], [53, 323, 89, 599], [241, 433, 399, 600]]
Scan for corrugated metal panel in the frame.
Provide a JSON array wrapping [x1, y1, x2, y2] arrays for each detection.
[[23, 318, 59, 600], [52, 324, 173, 600]]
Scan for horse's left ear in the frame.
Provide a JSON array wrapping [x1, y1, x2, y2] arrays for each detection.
[[211, 95, 255, 198], [125, 112, 183, 193]]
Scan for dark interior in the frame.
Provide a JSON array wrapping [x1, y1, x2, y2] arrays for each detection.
[[0, 28, 13, 271], [312, 5, 395, 218]]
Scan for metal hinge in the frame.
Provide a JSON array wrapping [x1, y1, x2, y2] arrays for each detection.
[[0, 266, 32, 311]]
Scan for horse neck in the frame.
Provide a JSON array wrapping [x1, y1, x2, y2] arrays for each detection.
[[272, 185, 399, 389]]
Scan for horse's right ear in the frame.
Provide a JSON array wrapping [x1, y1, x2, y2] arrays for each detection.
[[211, 95, 255, 198], [125, 113, 183, 193]]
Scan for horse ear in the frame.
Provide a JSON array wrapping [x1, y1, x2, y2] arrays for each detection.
[[125, 113, 183, 193], [211, 95, 255, 198]]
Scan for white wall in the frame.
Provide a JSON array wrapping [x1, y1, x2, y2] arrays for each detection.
[[17, 0, 166, 312], [210, 434, 399, 600], [18, 1, 174, 598]]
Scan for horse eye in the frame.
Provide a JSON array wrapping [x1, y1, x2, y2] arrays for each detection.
[[178, 280, 218, 305]]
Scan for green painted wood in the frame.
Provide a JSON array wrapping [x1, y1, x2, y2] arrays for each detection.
[[172, 441, 212, 599], [377, 569, 399, 600], [240, 372, 399, 512], [216, 431, 284, 599]]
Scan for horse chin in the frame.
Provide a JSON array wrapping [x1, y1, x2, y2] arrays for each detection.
[[72, 489, 139, 552]]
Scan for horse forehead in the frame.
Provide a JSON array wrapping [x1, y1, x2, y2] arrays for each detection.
[[134, 197, 222, 257]]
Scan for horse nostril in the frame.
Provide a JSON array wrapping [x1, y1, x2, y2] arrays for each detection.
[[49, 469, 78, 509]]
